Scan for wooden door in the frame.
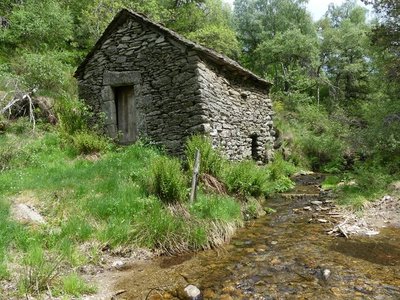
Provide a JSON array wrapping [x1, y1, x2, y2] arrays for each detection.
[[115, 86, 136, 144]]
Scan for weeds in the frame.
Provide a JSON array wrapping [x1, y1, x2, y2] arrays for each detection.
[[0, 125, 296, 297], [145, 156, 188, 204], [70, 130, 111, 155], [191, 193, 242, 222], [223, 160, 270, 197], [185, 135, 225, 177], [58, 273, 95, 296], [19, 246, 63, 295]]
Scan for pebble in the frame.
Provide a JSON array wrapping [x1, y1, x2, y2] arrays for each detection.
[[182, 285, 201, 300], [382, 195, 392, 201], [311, 201, 323, 205], [318, 219, 328, 223], [112, 260, 125, 270], [323, 269, 331, 280], [303, 206, 312, 211]]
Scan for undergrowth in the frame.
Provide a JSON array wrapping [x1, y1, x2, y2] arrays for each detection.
[[0, 130, 296, 297]]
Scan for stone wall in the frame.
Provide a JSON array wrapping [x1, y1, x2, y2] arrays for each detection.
[[77, 15, 274, 160], [196, 60, 275, 162], [77, 18, 207, 155]]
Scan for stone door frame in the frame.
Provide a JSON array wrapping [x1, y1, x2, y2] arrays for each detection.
[[101, 71, 142, 139]]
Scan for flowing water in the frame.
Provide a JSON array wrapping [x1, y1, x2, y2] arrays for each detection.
[[114, 175, 400, 299]]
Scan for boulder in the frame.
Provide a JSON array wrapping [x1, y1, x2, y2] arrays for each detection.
[[10, 203, 46, 225]]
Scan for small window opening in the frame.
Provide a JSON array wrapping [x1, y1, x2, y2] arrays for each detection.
[[250, 134, 259, 160]]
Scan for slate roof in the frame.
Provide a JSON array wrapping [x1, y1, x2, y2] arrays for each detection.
[[75, 9, 272, 89]]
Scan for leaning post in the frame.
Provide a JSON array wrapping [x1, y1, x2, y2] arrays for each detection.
[[190, 149, 201, 203]]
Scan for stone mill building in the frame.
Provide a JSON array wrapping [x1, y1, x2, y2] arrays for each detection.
[[75, 9, 275, 161]]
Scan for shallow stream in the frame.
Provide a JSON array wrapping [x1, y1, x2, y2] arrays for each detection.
[[114, 175, 400, 299]]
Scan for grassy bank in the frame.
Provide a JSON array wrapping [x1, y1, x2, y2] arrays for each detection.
[[0, 120, 295, 297]]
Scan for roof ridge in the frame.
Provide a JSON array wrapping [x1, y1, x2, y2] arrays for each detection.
[[74, 8, 272, 89]]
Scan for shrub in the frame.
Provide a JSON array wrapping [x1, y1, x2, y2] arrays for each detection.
[[185, 135, 225, 178], [12, 51, 74, 94], [241, 197, 265, 220], [56, 98, 92, 136], [282, 104, 350, 172], [70, 131, 111, 155], [223, 160, 270, 197], [267, 153, 297, 180], [145, 156, 187, 204], [132, 199, 205, 252]]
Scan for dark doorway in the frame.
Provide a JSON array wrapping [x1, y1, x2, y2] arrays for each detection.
[[250, 134, 259, 160], [114, 86, 137, 144]]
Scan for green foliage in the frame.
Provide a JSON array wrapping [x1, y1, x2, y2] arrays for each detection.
[[70, 131, 111, 155], [56, 98, 92, 136], [185, 135, 225, 177], [234, 0, 316, 74], [267, 153, 297, 179], [321, 175, 341, 190], [59, 273, 95, 296], [242, 197, 264, 219], [223, 160, 270, 197], [145, 156, 188, 204], [18, 245, 62, 294], [12, 51, 74, 94], [358, 95, 400, 173], [124, 198, 207, 251], [60, 216, 93, 242], [0, 200, 22, 279], [318, 3, 371, 105], [0, 0, 73, 51], [55, 97, 110, 155], [282, 104, 350, 172], [191, 193, 242, 222], [187, 24, 240, 58], [331, 163, 394, 208]]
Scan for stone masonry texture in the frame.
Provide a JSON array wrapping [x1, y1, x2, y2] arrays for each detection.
[[76, 10, 275, 161]]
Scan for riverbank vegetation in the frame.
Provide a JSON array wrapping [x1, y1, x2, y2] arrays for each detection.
[[0, 0, 399, 297], [0, 116, 295, 296]]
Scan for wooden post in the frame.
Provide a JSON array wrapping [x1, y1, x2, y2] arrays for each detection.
[[190, 149, 201, 203]]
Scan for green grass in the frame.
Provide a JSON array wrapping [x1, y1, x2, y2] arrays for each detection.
[[0, 125, 299, 297], [185, 135, 224, 177], [58, 273, 96, 296], [322, 163, 394, 209]]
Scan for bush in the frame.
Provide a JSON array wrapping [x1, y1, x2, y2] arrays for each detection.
[[267, 153, 297, 180], [145, 156, 188, 204], [282, 104, 350, 172], [12, 51, 74, 94], [223, 160, 270, 197], [70, 131, 111, 155], [185, 135, 225, 178], [56, 98, 92, 136]]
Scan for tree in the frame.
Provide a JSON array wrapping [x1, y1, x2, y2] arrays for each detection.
[[317, 1, 371, 106], [0, 0, 73, 51], [362, 0, 399, 82], [234, 0, 319, 104]]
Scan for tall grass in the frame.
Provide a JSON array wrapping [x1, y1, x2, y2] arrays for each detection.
[[0, 123, 297, 297], [185, 135, 225, 177], [223, 160, 270, 197], [144, 156, 188, 204]]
